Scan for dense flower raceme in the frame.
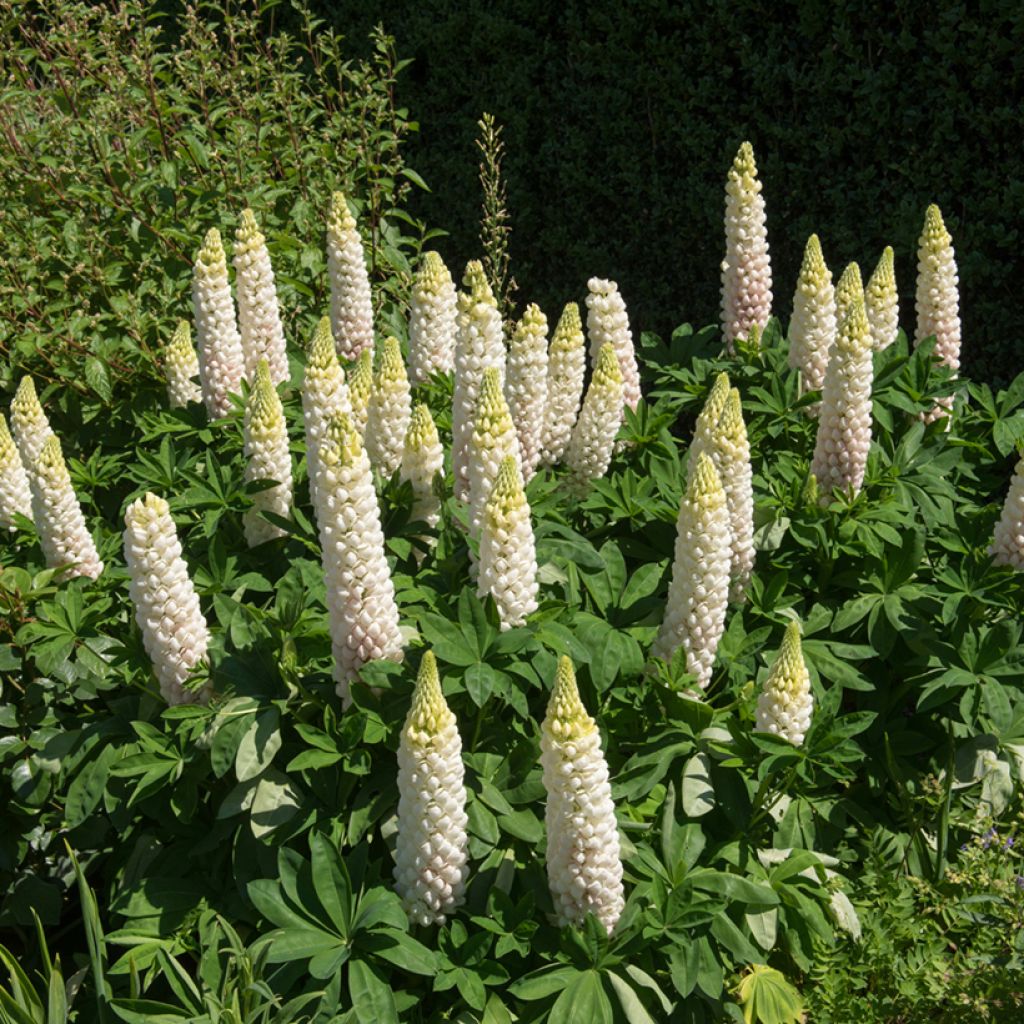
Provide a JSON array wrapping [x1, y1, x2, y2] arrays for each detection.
[[408, 251, 457, 383], [234, 208, 288, 385], [505, 304, 549, 482], [10, 376, 55, 466], [716, 390, 755, 604], [327, 191, 375, 363], [394, 651, 469, 926], [451, 261, 506, 503], [834, 261, 864, 325], [477, 456, 539, 630], [162, 320, 202, 409], [564, 343, 624, 496], [540, 302, 586, 467], [123, 493, 211, 705], [866, 246, 899, 351], [0, 413, 32, 530], [315, 412, 404, 706], [990, 451, 1024, 570], [540, 656, 625, 935], [585, 278, 641, 412], [810, 296, 874, 502], [651, 451, 730, 688], [400, 403, 444, 539], [365, 336, 412, 479], [348, 349, 373, 438], [688, 371, 731, 470], [787, 234, 835, 404], [243, 359, 293, 547], [756, 620, 813, 746], [720, 141, 772, 352]]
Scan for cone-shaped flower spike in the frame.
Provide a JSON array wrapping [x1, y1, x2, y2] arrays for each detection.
[[866, 246, 899, 351], [394, 651, 469, 926], [234, 208, 288, 385], [717, 389, 755, 604], [478, 456, 538, 630], [505, 303, 549, 482], [585, 279, 640, 412], [990, 451, 1024, 569], [834, 262, 864, 326], [10, 376, 55, 465], [688, 371, 731, 470], [810, 296, 874, 502], [124, 492, 211, 705], [540, 656, 625, 935], [0, 414, 32, 530], [541, 302, 587, 466], [788, 234, 836, 405], [348, 348, 373, 437], [243, 359, 292, 546], [756, 620, 813, 745], [400, 403, 444, 540], [408, 251, 457, 383], [192, 228, 245, 418], [327, 192, 375, 363], [721, 141, 772, 352], [564, 343, 624, 496], [366, 336, 412, 478], [163, 321, 202, 408], [315, 412, 404, 706]]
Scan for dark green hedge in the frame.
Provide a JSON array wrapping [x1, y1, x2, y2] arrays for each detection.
[[332, 0, 1023, 381]]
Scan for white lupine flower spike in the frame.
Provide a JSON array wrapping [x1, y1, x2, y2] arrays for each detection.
[[408, 252, 457, 383], [541, 302, 586, 466], [721, 141, 772, 352], [541, 656, 625, 935], [688, 371, 731, 471], [0, 414, 32, 530], [478, 456, 538, 630], [401, 403, 444, 543], [990, 451, 1024, 570], [834, 262, 864, 326], [866, 246, 899, 351], [234, 208, 288, 385], [505, 303, 549, 481], [585, 279, 640, 412], [717, 390, 755, 603], [564, 343, 624, 496], [10, 376, 55, 466], [193, 228, 245, 418], [163, 320, 202, 408], [365, 336, 412, 479], [124, 493, 211, 705], [394, 650, 469, 926], [315, 413, 404, 706], [652, 451, 730, 689], [327, 192, 375, 363], [811, 296, 874, 503], [243, 359, 293, 547], [788, 234, 836, 406], [348, 349, 373, 437], [756, 620, 813, 746]]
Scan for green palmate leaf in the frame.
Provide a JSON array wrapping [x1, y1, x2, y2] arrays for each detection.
[[681, 752, 715, 817], [348, 960, 398, 1024], [733, 964, 805, 1024], [548, 972, 613, 1024]]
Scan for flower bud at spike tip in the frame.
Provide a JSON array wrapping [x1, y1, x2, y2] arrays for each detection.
[[866, 246, 899, 351], [327, 192, 375, 362], [408, 252, 457, 383], [756, 620, 813, 746], [234, 209, 288, 385], [585, 279, 640, 412], [505, 303, 549, 481], [835, 262, 864, 325], [990, 451, 1024, 570], [689, 371, 731, 470], [717, 389, 755, 603], [0, 414, 32, 530], [243, 359, 292, 546], [541, 302, 586, 466], [401, 404, 444, 554], [10, 376, 55, 465], [564, 343, 624, 496], [163, 321, 202, 409], [348, 348, 373, 436], [787, 234, 835, 408], [366, 337, 412, 478]]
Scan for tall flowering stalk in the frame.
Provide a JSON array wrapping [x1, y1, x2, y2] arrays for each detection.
[[366, 337, 412, 478], [564, 343, 624, 496], [468, 367, 521, 549], [990, 452, 1024, 570], [243, 359, 292, 546], [540, 656, 625, 935], [163, 321, 202, 408], [541, 302, 586, 466], [408, 252, 457, 383], [315, 413, 404, 706], [721, 141, 772, 352], [10, 376, 55, 466], [348, 349, 373, 437], [866, 246, 899, 351], [717, 390, 755, 603], [834, 262, 863, 325], [124, 493, 211, 705], [585, 278, 641, 412], [651, 451, 730, 689], [401, 403, 444, 539], [478, 456, 538, 630], [327, 192, 375, 363], [788, 234, 835, 404], [192, 227, 245, 418], [0, 414, 32, 530], [234, 208, 288, 385], [505, 303, 549, 481], [394, 651, 469, 926], [756, 620, 813, 746], [688, 371, 731, 469], [810, 296, 874, 502]]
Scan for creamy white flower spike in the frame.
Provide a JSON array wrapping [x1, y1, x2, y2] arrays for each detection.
[[811, 296, 874, 502], [564, 343, 624, 496], [721, 141, 772, 352], [0, 414, 32, 530], [866, 246, 899, 351], [401, 403, 444, 543], [327, 192, 375, 363], [541, 302, 587, 466], [541, 656, 625, 934], [348, 348, 373, 437], [394, 650, 469, 926], [408, 251, 457, 383], [452, 261, 505, 503], [365, 336, 412, 479], [990, 452, 1024, 570], [162, 320, 202, 409], [193, 228, 245, 418], [834, 262, 864, 326], [315, 413, 404, 706], [243, 359, 292, 547], [652, 451, 730, 688], [505, 304, 549, 482], [478, 456, 538, 630], [234, 208, 288, 385], [11, 376, 56, 467], [717, 390, 755, 603], [788, 234, 835, 406], [688, 371, 731, 470], [585, 278, 640, 412], [756, 620, 813, 746]]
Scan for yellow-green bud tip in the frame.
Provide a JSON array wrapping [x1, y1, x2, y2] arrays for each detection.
[[406, 403, 438, 450], [406, 649, 453, 742], [463, 260, 496, 306], [324, 412, 362, 466], [196, 228, 226, 268], [689, 450, 724, 504], [593, 342, 623, 386], [38, 434, 64, 472], [377, 337, 406, 380], [308, 316, 338, 368], [719, 388, 746, 440], [554, 302, 582, 338], [329, 191, 357, 231], [545, 656, 596, 741]]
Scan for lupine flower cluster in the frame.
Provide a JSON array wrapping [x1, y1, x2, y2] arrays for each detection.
[[756, 620, 813, 746], [585, 278, 641, 412], [243, 359, 293, 547], [365, 336, 412, 478], [162, 321, 202, 409], [540, 302, 586, 467], [788, 234, 835, 406], [0, 413, 32, 531], [505, 303, 549, 482], [564, 343, 624, 496], [326, 192, 375, 363], [408, 252, 457, 383], [234, 208, 288, 385]]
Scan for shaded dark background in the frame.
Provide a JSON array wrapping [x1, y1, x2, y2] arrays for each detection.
[[326, 0, 1022, 380]]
